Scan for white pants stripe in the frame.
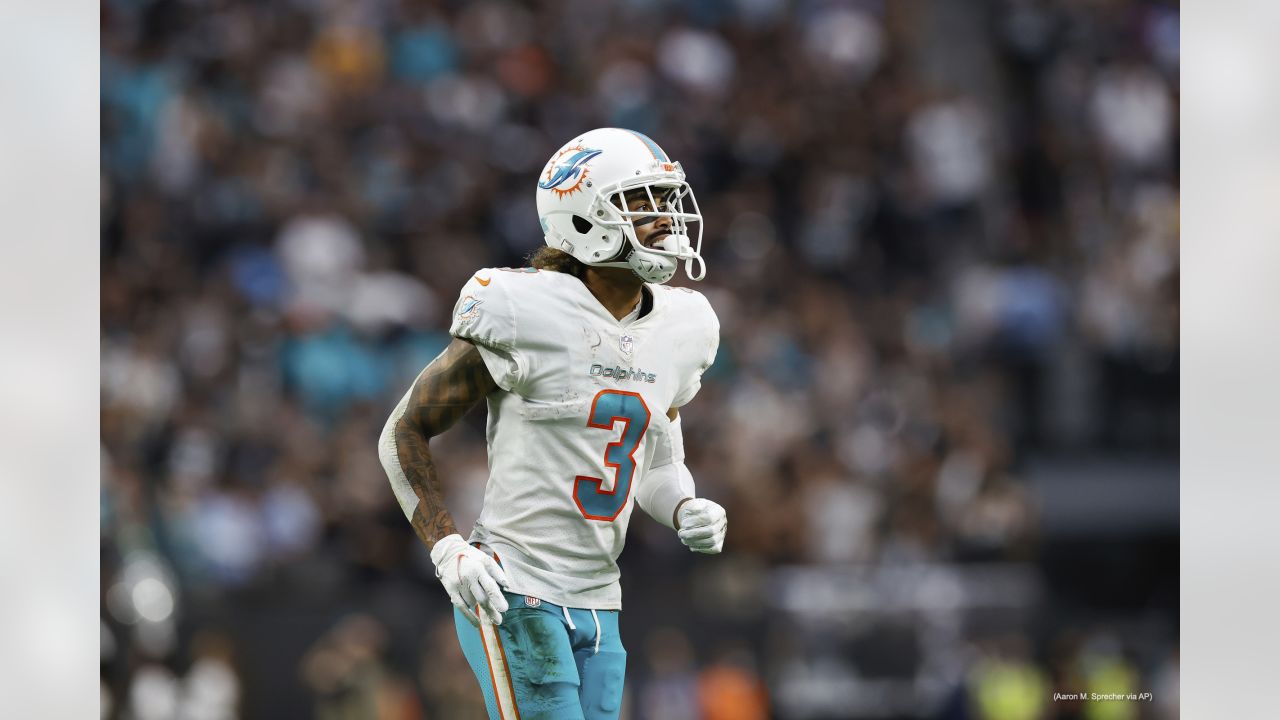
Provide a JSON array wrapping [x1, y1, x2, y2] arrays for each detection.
[[478, 613, 519, 719]]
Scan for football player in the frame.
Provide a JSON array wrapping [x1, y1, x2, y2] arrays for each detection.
[[378, 127, 726, 720]]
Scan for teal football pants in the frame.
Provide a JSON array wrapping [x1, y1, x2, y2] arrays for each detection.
[[454, 592, 626, 720]]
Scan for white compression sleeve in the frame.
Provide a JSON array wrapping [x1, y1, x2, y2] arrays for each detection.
[[636, 415, 696, 529], [378, 382, 420, 522], [636, 461, 697, 530]]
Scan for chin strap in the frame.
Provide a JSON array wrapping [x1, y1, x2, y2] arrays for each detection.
[[685, 252, 706, 281]]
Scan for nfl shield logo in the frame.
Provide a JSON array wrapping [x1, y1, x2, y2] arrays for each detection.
[[525, 596, 541, 608], [619, 334, 633, 354]]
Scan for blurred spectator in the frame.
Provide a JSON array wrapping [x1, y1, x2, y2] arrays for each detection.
[[1090, 64, 1173, 170], [908, 97, 993, 210], [183, 632, 242, 720], [968, 636, 1048, 720], [302, 614, 421, 720], [638, 627, 700, 720], [419, 617, 488, 719], [696, 643, 769, 720], [1079, 634, 1139, 720]]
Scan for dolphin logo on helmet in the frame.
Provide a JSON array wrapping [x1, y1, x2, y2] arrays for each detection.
[[538, 147, 604, 197]]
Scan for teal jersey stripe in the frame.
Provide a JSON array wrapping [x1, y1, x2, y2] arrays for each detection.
[[623, 129, 669, 161]]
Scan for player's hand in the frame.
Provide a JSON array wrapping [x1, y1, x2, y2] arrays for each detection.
[[430, 534, 510, 626], [676, 498, 727, 554]]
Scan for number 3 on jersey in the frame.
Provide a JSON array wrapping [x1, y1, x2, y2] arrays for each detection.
[[573, 390, 651, 521]]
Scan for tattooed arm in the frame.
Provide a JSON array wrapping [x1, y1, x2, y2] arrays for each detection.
[[378, 337, 499, 551], [379, 337, 512, 625]]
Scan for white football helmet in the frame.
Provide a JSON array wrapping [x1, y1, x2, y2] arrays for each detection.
[[535, 128, 705, 283]]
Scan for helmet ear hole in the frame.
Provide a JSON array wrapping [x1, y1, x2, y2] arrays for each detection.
[[572, 215, 593, 235]]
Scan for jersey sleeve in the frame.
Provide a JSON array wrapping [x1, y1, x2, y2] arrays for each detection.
[[448, 270, 525, 392], [671, 296, 720, 408]]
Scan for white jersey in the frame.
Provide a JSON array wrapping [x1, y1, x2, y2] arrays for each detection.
[[447, 267, 719, 609]]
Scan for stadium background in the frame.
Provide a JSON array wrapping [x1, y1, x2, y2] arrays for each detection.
[[100, 0, 1179, 718]]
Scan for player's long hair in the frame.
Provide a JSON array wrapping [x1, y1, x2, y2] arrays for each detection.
[[528, 246, 586, 278]]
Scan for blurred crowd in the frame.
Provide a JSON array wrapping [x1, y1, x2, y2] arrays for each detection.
[[101, 0, 1179, 717]]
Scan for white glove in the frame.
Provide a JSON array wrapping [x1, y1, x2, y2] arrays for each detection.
[[430, 534, 510, 626], [676, 498, 727, 554]]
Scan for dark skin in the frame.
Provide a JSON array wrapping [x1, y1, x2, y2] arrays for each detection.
[[395, 190, 686, 552], [585, 188, 676, 321], [394, 339, 499, 549]]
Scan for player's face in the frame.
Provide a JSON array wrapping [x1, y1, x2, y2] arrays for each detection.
[[622, 189, 675, 248]]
